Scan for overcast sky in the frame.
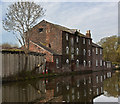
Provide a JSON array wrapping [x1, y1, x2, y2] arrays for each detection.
[[1, 1, 118, 46]]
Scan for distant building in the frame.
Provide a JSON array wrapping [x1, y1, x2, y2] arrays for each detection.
[[29, 20, 112, 73]]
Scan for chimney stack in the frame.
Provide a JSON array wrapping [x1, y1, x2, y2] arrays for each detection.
[[86, 30, 91, 38]]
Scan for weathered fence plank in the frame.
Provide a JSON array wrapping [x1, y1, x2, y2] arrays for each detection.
[[1, 51, 45, 78]]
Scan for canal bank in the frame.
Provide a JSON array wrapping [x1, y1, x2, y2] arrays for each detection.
[[2, 69, 113, 84], [2, 70, 93, 83]]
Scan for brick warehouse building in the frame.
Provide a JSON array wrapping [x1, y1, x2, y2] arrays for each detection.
[[29, 20, 112, 73]]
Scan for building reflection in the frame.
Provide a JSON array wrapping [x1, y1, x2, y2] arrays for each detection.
[[2, 70, 113, 103]]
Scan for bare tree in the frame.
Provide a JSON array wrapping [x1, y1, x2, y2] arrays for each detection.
[[3, 2, 45, 70], [3, 2, 45, 52]]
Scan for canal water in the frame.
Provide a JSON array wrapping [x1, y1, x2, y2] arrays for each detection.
[[2, 71, 119, 103]]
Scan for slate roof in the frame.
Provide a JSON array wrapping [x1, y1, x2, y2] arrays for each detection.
[[92, 42, 103, 48], [30, 40, 60, 55], [36, 20, 90, 38]]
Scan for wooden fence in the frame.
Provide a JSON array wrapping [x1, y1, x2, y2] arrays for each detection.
[[2, 50, 45, 78]]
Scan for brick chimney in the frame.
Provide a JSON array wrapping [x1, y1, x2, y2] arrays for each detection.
[[86, 30, 91, 38]]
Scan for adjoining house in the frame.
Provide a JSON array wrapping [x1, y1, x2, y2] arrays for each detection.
[[29, 20, 112, 73]]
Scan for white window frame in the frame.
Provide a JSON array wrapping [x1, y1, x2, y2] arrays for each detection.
[[88, 61, 91, 67], [101, 87, 103, 93], [71, 54, 74, 60], [88, 50, 91, 56], [66, 46, 69, 54], [88, 39, 91, 45], [97, 88, 99, 95], [76, 48, 79, 55], [76, 59, 79, 67], [104, 62, 106, 66], [66, 59, 69, 64], [96, 60, 98, 66], [96, 76, 98, 83], [100, 49, 102, 55], [66, 33, 68, 40], [76, 36, 79, 43], [83, 60, 86, 67], [96, 48, 98, 54], [101, 76, 103, 82], [100, 60, 102, 66], [83, 38, 85, 44], [56, 58, 59, 68], [71, 37, 74, 46], [83, 49, 86, 56]]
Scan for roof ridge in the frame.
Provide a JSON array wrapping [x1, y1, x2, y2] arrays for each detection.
[[92, 42, 102, 48], [32, 19, 89, 38]]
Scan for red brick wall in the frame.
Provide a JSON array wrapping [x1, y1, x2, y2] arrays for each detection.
[[92, 46, 103, 71], [30, 20, 62, 55], [29, 41, 54, 62]]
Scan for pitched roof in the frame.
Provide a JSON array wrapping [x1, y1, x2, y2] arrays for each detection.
[[92, 42, 103, 48], [30, 41, 60, 55], [38, 20, 89, 38]]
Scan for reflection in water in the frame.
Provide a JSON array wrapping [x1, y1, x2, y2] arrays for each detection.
[[103, 72, 120, 98], [2, 71, 116, 103]]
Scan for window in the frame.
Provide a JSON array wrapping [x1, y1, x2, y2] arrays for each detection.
[[97, 88, 99, 95], [72, 88, 74, 94], [88, 50, 91, 56], [107, 63, 109, 68], [100, 60, 102, 66], [83, 60, 86, 67], [76, 36, 79, 43], [56, 58, 59, 68], [96, 76, 98, 83], [100, 49, 102, 54], [66, 46, 69, 54], [76, 48, 79, 55], [101, 76, 103, 82], [66, 85, 69, 90], [71, 47, 74, 53], [88, 61, 91, 67], [56, 86, 59, 92], [96, 60, 98, 66], [101, 87, 103, 93], [66, 59, 69, 64], [109, 63, 111, 68], [109, 72, 111, 77], [89, 77, 91, 83], [66, 33, 68, 40], [104, 62, 106, 66], [84, 89, 86, 96], [39, 28, 43, 32], [71, 37, 74, 46], [83, 49, 86, 56], [77, 92, 80, 99], [96, 48, 98, 54], [71, 54, 74, 60], [104, 75, 106, 79], [84, 78, 86, 85], [76, 59, 79, 67], [88, 39, 91, 45], [83, 38, 85, 44]]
